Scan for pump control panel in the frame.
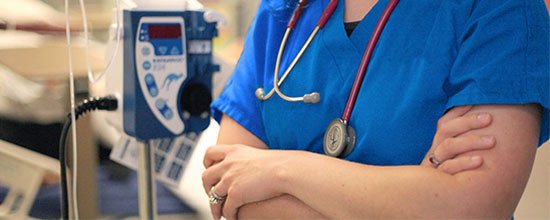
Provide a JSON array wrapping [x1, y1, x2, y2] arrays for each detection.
[[123, 10, 219, 139]]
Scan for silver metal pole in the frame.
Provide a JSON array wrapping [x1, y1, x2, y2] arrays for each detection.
[[137, 140, 157, 220]]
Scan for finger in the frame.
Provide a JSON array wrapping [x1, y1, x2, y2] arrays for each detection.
[[223, 190, 241, 220], [210, 201, 223, 220], [438, 113, 492, 137], [438, 105, 473, 125], [210, 184, 228, 220], [204, 145, 233, 168], [213, 176, 230, 198], [434, 135, 495, 162], [210, 182, 229, 219], [438, 156, 483, 175], [202, 162, 227, 194]]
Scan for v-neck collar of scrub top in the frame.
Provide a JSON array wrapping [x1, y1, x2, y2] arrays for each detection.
[[317, 0, 390, 81], [328, 0, 390, 55]]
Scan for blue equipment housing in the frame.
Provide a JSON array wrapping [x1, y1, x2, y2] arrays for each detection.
[[123, 9, 219, 140]]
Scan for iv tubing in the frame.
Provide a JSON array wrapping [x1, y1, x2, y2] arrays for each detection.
[[80, 0, 121, 84], [64, 0, 80, 219]]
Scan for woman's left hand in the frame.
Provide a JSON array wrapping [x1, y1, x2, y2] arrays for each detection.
[[202, 144, 296, 220]]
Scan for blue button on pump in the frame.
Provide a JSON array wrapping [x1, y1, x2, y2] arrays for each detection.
[[145, 74, 154, 84], [145, 73, 159, 97], [158, 46, 168, 55], [143, 61, 151, 70], [142, 47, 151, 56], [155, 99, 173, 120], [170, 47, 180, 55], [149, 87, 158, 97], [163, 109, 174, 119], [156, 99, 166, 109]]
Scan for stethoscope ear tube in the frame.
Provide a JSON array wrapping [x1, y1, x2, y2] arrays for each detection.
[[317, 0, 338, 28], [257, 24, 322, 104], [256, 0, 339, 104], [287, 0, 310, 29], [303, 92, 320, 104]]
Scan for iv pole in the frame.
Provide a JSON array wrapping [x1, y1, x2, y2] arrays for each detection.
[[137, 140, 157, 220]]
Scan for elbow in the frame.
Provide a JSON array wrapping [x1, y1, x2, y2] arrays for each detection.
[[451, 172, 522, 219]]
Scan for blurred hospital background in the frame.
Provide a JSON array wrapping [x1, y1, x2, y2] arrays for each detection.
[[0, 0, 548, 219]]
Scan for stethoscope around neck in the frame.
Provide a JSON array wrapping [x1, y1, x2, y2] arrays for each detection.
[[256, 0, 400, 158]]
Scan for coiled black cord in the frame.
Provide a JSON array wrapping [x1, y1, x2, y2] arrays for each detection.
[[59, 96, 117, 219]]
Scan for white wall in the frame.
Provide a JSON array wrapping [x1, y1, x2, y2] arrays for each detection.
[[515, 141, 550, 219]]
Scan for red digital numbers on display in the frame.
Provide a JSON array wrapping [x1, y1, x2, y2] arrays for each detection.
[[149, 25, 181, 39]]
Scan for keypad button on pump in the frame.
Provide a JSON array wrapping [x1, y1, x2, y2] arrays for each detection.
[[142, 47, 151, 56], [156, 99, 166, 109], [163, 109, 174, 119], [143, 61, 151, 70], [145, 74, 158, 97], [155, 99, 173, 120], [158, 46, 168, 55], [170, 46, 180, 55]]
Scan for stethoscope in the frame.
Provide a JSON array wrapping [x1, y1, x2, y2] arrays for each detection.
[[256, 0, 400, 158]]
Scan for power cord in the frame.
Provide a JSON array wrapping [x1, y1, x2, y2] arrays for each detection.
[[59, 96, 118, 220]]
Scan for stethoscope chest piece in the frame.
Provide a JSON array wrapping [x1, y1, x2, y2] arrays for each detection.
[[323, 118, 356, 158]]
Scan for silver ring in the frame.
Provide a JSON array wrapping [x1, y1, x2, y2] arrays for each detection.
[[428, 152, 441, 167], [209, 186, 226, 205]]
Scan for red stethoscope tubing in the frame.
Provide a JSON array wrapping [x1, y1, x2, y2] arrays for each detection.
[[288, 0, 338, 30], [342, 0, 400, 123]]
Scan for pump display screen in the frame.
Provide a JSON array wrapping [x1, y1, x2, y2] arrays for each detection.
[[149, 25, 181, 39]]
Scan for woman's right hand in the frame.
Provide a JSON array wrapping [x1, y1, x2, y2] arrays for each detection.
[[421, 105, 496, 174]]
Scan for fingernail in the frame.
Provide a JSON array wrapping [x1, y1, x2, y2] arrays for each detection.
[[477, 113, 490, 123], [482, 136, 494, 144], [471, 156, 482, 164]]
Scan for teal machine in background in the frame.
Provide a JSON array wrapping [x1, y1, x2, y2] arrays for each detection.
[[121, 7, 219, 219]]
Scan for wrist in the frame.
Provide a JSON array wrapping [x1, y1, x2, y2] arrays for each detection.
[[273, 150, 312, 196]]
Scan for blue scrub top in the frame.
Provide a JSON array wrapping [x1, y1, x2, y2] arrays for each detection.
[[212, 0, 550, 165]]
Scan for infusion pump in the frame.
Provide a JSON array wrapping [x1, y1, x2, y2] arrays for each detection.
[[122, 10, 219, 140]]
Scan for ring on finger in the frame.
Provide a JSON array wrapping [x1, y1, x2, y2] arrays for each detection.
[[209, 186, 226, 205], [428, 152, 442, 167]]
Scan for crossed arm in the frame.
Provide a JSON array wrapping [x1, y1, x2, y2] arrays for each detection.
[[204, 104, 542, 219]]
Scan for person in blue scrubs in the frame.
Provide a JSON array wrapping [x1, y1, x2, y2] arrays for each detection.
[[203, 0, 550, 219]]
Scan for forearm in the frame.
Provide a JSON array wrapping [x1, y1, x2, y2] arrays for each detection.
[[240, 156, 502, 219], [279, 151, 527, 219], [238, 194, 327, 219], [277, 104, 540, 219]]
